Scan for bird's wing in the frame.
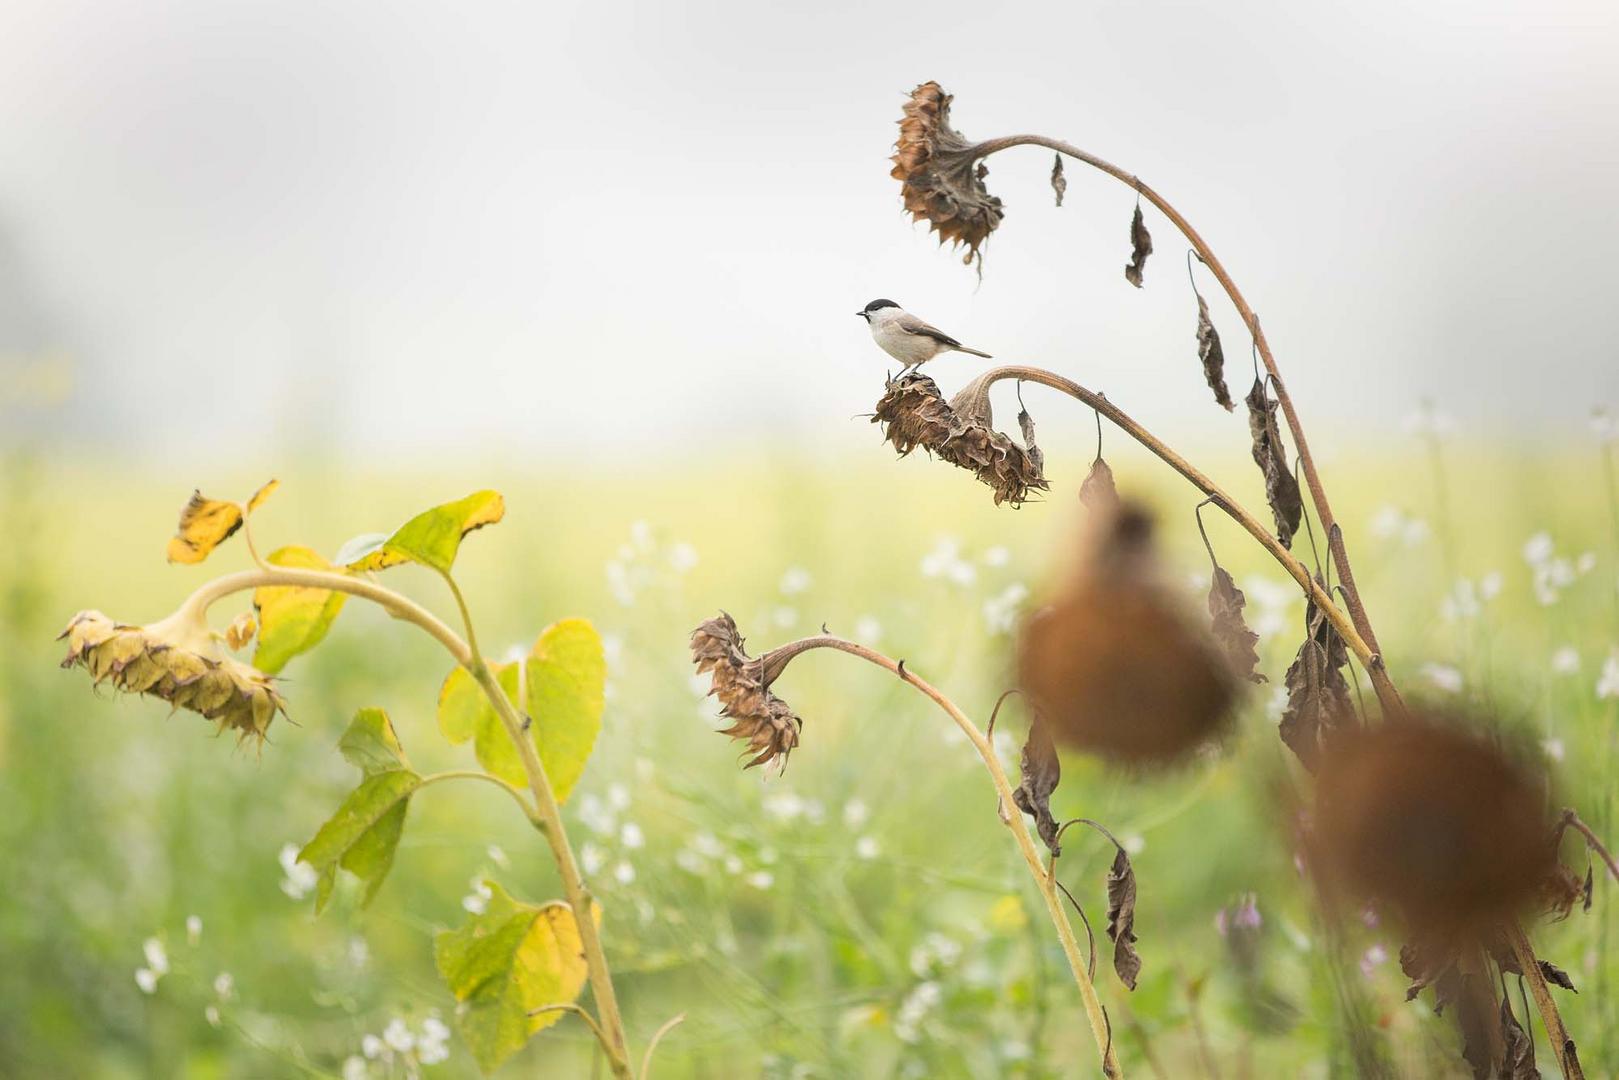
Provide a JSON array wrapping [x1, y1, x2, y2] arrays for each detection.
[[894, 312, 964, 349]]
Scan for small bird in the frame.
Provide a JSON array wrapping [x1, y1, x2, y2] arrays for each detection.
[[856, 299, 992, 374]]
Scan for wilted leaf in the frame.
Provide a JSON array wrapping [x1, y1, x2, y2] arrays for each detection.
[[1195, 295, 1234, 411], [434, 881, 595, 1075], [524, 619, 606, 805], [1208, 566, 1265, 684], [346, 490, 506, 573], [1278, 589, 1353, 771], [1245, 379, 1303, 549], [1018, 408, 1045, 476], [252, 546, 348, 674], [245, 478, 281, 514], [1011, 714, 1061, 857], [224, 612, 256, 652], [1079, 457, 1118, 511], [1106, 846, 1141, 989], [299, 708, 420, 913], [166, 490, 244, 564], [1500, 996, 1537, 1080], [1050, 154, 1066, 207], [1540, 960, 1577, 992], [1584, 864, 1595, 912], [1124, 205, 1152, 288]]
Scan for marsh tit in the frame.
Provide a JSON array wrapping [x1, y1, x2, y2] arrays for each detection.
[[856, 299, 992, 373]]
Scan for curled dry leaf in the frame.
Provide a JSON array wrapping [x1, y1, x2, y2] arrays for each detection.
[[1311, 714, 1556, 940], [872, 372, 1048, 507], [1017, 406, 1045, 476], [1124, 205, 1152, 288], [690, 612, 802, 770], [1079, 457, 1118, 511], [1207, 566, 1265, 684], [1050, 154, 1066, 207], [1012, 713, 1062, 857], [165, 480, 279, 565], [1195, 295, 1234, 411], [1105, 846, 1141, 989], [1245, 379, 1303, 549], [1018, 502, 1238, 767], [1278, 588, 1354, 770], [892, 81, 1004, 267], [1500, 997, 1537, 1080], [224, 612, 257, 652]]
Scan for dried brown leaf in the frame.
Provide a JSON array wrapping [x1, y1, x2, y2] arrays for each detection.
[[1105, 847, 1141, 989], [1017, 407, 1044, 476], [1124, 205, 1152, 288], [1195, 295, 1234, 411], [1540, 960, 1577, 993], [1012, 714, 1062, 857], [1500, 996, 1538, 1080], [1583, 864, 1595, 913], [1245, 379, 1303, 550], [1050, 154, 1066, 207], [1207, 566, 1265, 684], [1278, 590, 1353, 770], [1079, 457, 1118, 511]]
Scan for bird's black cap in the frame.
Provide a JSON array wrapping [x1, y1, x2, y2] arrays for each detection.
[[857, 298, 900, 319]]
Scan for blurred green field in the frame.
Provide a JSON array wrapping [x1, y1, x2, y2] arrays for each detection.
[[2, 435, 1617, 1079]]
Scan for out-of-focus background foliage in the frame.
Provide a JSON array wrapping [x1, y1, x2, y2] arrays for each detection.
[[4, 0, 1619, 1075]]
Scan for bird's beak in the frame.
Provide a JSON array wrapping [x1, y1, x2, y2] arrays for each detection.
[[854, 311, 867, 319]]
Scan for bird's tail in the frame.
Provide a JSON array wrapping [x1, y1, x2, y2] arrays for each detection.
[[954, 345, 993, 359]]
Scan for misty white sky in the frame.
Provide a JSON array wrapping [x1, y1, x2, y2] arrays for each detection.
[[1, 0, 1616, 462]]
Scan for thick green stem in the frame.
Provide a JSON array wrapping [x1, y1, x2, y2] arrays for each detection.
[[178, 566, 634, 1078]]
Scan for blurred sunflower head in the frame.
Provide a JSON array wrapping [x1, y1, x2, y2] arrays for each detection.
[[60, 608, 285, 745]]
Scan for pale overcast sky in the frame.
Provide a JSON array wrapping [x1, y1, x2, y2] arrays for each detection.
[[1, 0, 1615, 461]]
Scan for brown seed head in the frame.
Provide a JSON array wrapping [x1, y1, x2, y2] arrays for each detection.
[[891, 81, 1003, 267], [1311, 716, 1556, 940], [59, 608, 286, 744], [690, 612, 802, 770], [1017, 503, 1239, 767], [873, 371, 1048, 507]]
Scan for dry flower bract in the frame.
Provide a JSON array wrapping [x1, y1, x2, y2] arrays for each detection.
[[1311, 717, 1556, 940], [1018, 503, 1238, 767], [690, 612, 802, 771], [1124, 205, 1153, 288], [1195, 294, 1234, 411], [873, 372, 1048, 507], [59, 608, 286, 744], [892, 81, 1004, 267], [1278, 588, 1354, 771], [1245, 379, 1303, 549]]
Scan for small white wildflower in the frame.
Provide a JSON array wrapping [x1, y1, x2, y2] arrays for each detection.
[[486, 844, 510, 870], [854, 615, 882, 643], [803, 799, 827, 825], [1266, 685, 1288, 723], [1479, 571, 1502, 600], [143, 938, 169, 976], [607, 783, 630, 810], [855, 836, 880, 860], [605, 560, 634, 606], [982, 582, 1030, 635], [204, 1004, 220, 1027], [348, 937, 370, 968], [1421, 663, 1464, 694], [418, 1040, 449, 1066], [213, 972, 234, 1000], [676, 849, 704, 874], [461, 878, 493, 915], [1551, 647, 1581, 675], [383, 1017, 415, 1053], [580, 843, 608, 877], [185, 915, 202, 945], [779, 567, 813, 595], [1543, 738, 1566, 763], [724, 854, 744, 874], [669, 542, 699, 573], [1598, 653, 1619, 701], [746, 870, 775, 889], [134, 968, 159, 994], [278, 842, 318, 900], [421, 1016, 450, 1043], [1369, 505, 1404, 540], [1577, 552, 1598, 575], [629, 520, 654, 551], [620, 822, 645, 849], [843, 798, 869, 829], [614, 861, 636, 885], [418, 1015, 451, 1064], [1524, 533, 1555, 566], [983, 545, 1010, 567], [362, 1033, 384, 1059], [343, 1056, 369, 1080], [1400, 518, 1430, 547], [1122, 835, 1145, 856], [763, 791, 806, 821], [693, 832, 725, 858], [771, 605, 799, 628], [601, 634, 624, 665], [578, 793, 617, 835], [1360, 943, 1389, 978]]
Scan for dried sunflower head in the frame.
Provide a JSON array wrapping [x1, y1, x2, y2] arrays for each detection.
[[892, 81, 1003, 266], [60, 608, 285, 744], [873, 372, 1047, 507], [1018, 502, 1238, 767], [691, 612, 801, 770], [1310, 715, 1556, 940]]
